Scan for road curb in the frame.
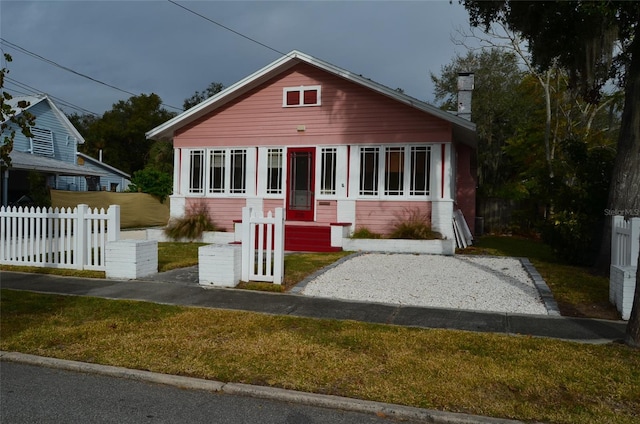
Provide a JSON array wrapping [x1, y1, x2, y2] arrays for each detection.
[[1, 351, 523, 424]]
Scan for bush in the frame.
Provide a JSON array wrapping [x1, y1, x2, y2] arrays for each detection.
[[350, 227, 382, 239], [164, 203, 220, 241], [127, 168, 172, 202], [390, 208, 441, 240]]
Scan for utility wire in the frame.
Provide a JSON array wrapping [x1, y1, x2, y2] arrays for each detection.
[[5, 76, 99, 116], [0, 38, 183, 112], [167, 0, 288, 57]]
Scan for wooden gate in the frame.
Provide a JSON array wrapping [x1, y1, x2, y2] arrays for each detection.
[[241, 207, 284, 284]]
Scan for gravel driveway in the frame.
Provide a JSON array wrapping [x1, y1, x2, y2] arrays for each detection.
[[299, 253, 548, 315]]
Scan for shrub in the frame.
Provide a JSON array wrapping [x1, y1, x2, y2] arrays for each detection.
[[164, 203, 219, 241], [350, 227, 382, 239], [127, 168, 172, 202], [390, 208, 441, 240]]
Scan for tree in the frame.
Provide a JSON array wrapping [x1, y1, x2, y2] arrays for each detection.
[[463, 0, 640, 347], [431, 49, 527, 197], [127, 168, 172, 202], [1, 53, 35, 168], [76, 94, 176, 174], [183, 82, 224, 110]]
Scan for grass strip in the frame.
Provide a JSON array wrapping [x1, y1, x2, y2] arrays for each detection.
[[1, 289, 638, 424]]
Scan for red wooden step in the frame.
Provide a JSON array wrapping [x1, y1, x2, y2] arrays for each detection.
[[285, 225, 341, 252]]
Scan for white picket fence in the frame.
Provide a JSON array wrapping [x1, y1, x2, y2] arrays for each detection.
[[0, 204, 120, 271], [241, 207, 284, 284], [610, 215, 639, 320]]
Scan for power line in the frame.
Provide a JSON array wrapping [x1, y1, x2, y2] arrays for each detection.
[[0, 38, 183, 112], [5, 76, 99, 116], [167, 0, 288, 57]]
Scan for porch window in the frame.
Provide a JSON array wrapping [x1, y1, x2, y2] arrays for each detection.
[[230, 149, 246, 194], [208, 150, 226, 193], [410, 146, 431, 195], [320, 147, 337, 195], [266, 148, 283, 194], [384, 147, 404, 196], [359, 147, 379, 196], [283, 86, 321, 107], [189, 150, 204, 194], [356, 144, 432, 198]]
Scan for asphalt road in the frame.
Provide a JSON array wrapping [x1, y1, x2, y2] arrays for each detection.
[[0, 362, 415, 424]]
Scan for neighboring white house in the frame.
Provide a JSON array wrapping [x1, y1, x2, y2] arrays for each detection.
[[1, 94, 129, 206]]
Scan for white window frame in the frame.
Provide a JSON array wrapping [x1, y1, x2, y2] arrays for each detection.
[[184, 147, 255, 197], [188, 149, 205, 194], [266, 148, 283, 195], [319, 147, 337, 196], [353, 144, 433, 200], [283, 85, 321, 107]]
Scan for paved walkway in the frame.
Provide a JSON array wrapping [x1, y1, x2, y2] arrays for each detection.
[[1, 269, 627, 343]]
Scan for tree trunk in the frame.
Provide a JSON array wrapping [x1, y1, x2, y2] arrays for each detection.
[[599, 24, 640, 346]]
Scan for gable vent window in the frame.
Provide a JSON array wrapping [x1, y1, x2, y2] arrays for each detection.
[[30, 127, 54, 156], [283, 86, 321, 107]]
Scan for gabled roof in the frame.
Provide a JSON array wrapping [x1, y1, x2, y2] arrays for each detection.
[[8, 150, 106, 177], [146, 50, 477, 148], [77, 152, 131, 179], [4, 94, 86, 145]]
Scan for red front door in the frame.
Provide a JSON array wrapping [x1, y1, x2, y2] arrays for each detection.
[[286, 147, 315, 221]]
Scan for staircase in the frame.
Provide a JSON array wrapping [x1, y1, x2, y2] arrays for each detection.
[[284, 224, 341, 252]]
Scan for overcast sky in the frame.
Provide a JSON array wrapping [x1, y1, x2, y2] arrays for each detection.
[[1, 0, 475, 116]]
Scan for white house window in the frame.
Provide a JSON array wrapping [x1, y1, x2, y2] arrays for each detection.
[[230, 149, 247, 194], [357, 145, 432, 198], [189, 150, 204, 194], [266, 148, 283, 194], [283, 85, 321, 107], [30, 127, 54, 156], [208, 150, 226, 193], [359, 147, 379, 196], [320, 148, 337, 195], [410, 146, 431, 196], [384, 147, 404, 196]]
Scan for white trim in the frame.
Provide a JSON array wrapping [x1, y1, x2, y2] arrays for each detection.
[[283, 85, 321, 107]]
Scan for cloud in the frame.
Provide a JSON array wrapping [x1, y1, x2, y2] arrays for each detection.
[[1, 0, 473, 115]]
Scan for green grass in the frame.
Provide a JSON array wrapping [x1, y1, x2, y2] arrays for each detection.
[[157, 242, 206, 272], [1, 289, 638, 424]]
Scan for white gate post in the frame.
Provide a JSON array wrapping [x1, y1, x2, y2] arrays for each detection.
[[241, 206, 252, 282], [630, 217, 640, 267], [107, 204, 121, 242], [273, 208, 284, 285], [75, 204, 88, 270]]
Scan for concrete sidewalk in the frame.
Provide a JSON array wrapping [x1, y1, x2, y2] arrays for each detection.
[[1, 270, 627, 343]]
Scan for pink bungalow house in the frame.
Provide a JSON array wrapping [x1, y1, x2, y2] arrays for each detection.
[[147, 51, 477, 251]]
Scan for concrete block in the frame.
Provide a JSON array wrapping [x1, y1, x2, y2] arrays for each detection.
[[106, 240, 158, 280], [198, 244, 241, 287]]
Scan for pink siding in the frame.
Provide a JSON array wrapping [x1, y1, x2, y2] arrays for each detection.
[[455, 144, 476, 234], [355, 201, 432, 235], [175, 63, 452, 148], [263, 198, 285, 213], [315, 200, 338, 224], [185, 197, 246, 232]]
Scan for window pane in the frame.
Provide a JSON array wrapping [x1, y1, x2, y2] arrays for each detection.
[[286, 91, 300, 106], [385, 147, 404, 195], [359, 147, 379, 195], [189, 150, 204, 194], [320, 148, 336, 195], [303, 89, 317, 105], [209, 150, 225, 193], [410, 146, 430, 195], [230, 149, 246, 193], [267, 148, 283, 194]]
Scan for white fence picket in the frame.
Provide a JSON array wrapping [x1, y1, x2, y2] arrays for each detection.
[[611, 216, 640, 267], [0, 204, 120, 271], [241, 207, 284, 284]]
